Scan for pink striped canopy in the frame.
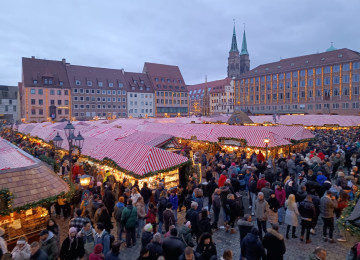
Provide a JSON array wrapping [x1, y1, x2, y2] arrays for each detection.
[[0, 138, 36, 170]]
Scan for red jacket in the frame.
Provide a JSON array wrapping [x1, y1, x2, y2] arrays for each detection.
[[256, 179, 267, 191], [146, 209, 156, 224], [257, 153, 265, 162], [218, 174, 227, 187]]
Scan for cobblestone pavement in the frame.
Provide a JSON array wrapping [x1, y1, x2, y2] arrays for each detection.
[[56, 194, 355, 260]]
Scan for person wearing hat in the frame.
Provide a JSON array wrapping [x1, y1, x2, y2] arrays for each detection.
[[59, 227, 85, 260], [141, 223, 154, 250], [89, 244, 104, 260], [39, 229, 58, 260], [178, 221, 195, 248], [11, 237, 31, 260]]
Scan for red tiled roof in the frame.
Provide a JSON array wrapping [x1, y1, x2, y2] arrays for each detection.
[[123, 72, 154, 93], [188, 78, 231, 96], [22, 57, 71, 88], [239, 48, 360, 78], [66, 65, 127, 89]]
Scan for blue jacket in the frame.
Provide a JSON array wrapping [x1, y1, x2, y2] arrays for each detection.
[[169, 194, 178, 210], [316, 175, 327, 186], [95, 231, 111, 255]]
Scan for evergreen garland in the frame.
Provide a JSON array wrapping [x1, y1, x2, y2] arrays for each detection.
[[337, 186, 360, 237]]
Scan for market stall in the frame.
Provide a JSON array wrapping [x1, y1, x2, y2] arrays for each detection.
[[0, 138, 70, 250]]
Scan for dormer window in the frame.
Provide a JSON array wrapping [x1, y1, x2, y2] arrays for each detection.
[[98, 81, 103, 87], [44, 78, 53, 85], [87, 81, 93, 86], [76, 80, 81, 86], [33, 80, 38, 84], [133, 80, 137, 84], [140, 80, 144, 84], [119, 83, 123, 88], [59, 81, 64, 86], [109, 82, 113, 87]]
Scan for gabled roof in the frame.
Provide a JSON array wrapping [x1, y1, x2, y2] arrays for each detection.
[[123, 72, 154, 93], [239, 48, 360, 78], [188, 78, 231, 95], [66, 65, 127, 89], [22, 57, 71, 88]]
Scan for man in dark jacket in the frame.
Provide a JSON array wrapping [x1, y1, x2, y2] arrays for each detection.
[[262, 224, 286, 260], [141, 224, 154, 250], [238, 214, 253, 246], [39, 230, 58, 260], [162, 228, 185, 259], [121, 199, 138, 248], [30, 242, 48, 260], [179, 246, 202, 260], [299, 195, 316, 243], [146, 233, 163, 260], [163, 203, 176, 232], [185, 202, 199, 237], [59, 227, 85, 260], [154, 183, 166, 204], [140, 182, 152, 212], [206, 177, 218, 212], [296, 185, 308, 204], [241, 227, 266, 260], [103, 184, 116, 217]]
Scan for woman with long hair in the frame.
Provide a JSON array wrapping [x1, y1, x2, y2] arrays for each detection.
[[285, 194, 299, 239]]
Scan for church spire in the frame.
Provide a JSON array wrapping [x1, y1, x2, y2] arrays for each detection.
[[230, 21, 239, 53], [240, 27, 249, 55]]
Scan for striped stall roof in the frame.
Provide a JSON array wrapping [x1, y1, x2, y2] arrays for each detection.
[[0, 138, 36, 170]]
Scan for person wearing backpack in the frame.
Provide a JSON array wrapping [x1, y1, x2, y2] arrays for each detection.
[[121, 198, 138, 248], [114, 197, 125, 241], [78, 221, 96, 260]]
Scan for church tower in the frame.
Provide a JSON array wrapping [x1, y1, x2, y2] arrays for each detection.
[[239, 29, 250, 74], [227, 24, 241, 78]]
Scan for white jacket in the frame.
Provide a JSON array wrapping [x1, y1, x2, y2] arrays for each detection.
[[11, 243, 31, 260]]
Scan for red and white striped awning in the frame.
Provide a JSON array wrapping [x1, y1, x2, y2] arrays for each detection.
[[0, 138, 36, 170]]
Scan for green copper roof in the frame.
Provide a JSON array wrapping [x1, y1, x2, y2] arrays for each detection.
[[230, 25, 239, 53], [240, 30, 249, 55], [326, 42, 337, 52]]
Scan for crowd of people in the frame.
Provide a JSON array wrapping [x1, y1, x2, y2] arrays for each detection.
[[0, 127, 360, 260]]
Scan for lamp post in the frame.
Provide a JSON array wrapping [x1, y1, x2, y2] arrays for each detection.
[[264, 137, 270, 160], [53, 132, 64, 150], [74, 132, 84, 155]]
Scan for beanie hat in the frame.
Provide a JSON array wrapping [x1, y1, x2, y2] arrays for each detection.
[[39, 229, 49, 236], [185, 221, 191, 228], [231, 162, 236, 166], [258, 192, 264, 197], [69, 227, 77, 235], [144, 223, 153, 232], [94, 243, 103, 254]]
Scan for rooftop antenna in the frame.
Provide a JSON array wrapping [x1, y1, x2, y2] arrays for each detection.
[[205, 75, 207, 83]]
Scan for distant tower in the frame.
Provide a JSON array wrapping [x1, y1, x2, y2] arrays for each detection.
[[227, 23, 241, 78], [240, 27, 250, 74]]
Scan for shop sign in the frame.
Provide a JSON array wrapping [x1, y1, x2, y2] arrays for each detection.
[[221, 139, 241, 147]]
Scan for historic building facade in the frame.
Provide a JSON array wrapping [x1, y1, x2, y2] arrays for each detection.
[[20, 57, 71, 122], [0, 85, 20, 123], [227, 25, 250, 78], [144, 62, 188, 117], [234, 46, 360, 115], [210, 78, 234, 114]]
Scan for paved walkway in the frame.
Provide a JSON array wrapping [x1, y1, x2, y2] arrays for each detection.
[[55, 195, 356, 260]]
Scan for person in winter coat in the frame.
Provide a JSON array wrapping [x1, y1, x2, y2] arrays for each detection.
[[163, 203, 176, 232], [248, 174, 258, 216], [186, 202, 200, 237], [39, 229, 58, 260], [178, 221, 195, 248], [121, 198, 138, 248], [198, 209, 212, 235], [195, 233, 217, 260], [59, 227, 85, 260], [46, 219, 60, 254], [218, 173, 227, 188], [114, 197, 125, 241], [275, 183, 286, 225], [260, 182, 272, 201], [89, 244, 104, 260], [254, 192, 269, 240], [145, 203, 157, 232], [157, 190, 168, 234], [211, 189, 221, 229], [225, 194, 239, 233], [94, 223, 111, 256], [154, 183, 166, 205], [140, 182, 152, 212], [241, 227, 266, 260], [299, 195, 316, 243], [193, 188, 204, 214], [105, 241, 122, 260], [78, 221, 96, 260], [296, 185, 308, 204], [308, 247, 327, 260], [169, 190, 179, 222], [179, 247, 202, 260], [141, 224, 154, 250], [262, 224, 286, 260], [320, 190, 338, 243], [206, 178, 218, 212], [146, 233, 163, 260], [11, 237, 31, 260], [237, 214, 253, 246], [267, 191, 280, 225], [162, 228, 185, 260], [97, 206, 113, 234], [30, 242, 48, 260], [220, 183, 231, 223], [103, 184, 116, 217], [135, 197, 147, 238], [285, 194, 299, 239]]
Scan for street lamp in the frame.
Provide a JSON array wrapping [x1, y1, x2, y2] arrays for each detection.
[[79, 174, 92, 187], [74, 132, 84, 155], [264, 137, 270, 160], [52, 132, 64, 149]]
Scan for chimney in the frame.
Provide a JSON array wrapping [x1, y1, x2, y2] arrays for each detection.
[[121, 68, 124, 74], [62, 58, 66, 64], [31, 56, 35, 59]]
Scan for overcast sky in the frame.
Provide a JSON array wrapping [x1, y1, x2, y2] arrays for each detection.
[[0, 0, 359, 86]]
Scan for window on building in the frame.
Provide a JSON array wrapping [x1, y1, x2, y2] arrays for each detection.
[[57, 100, 61, 105], [316, 68, 322, 75], [301, 91, 305, 98], [324, 77, 330, 85], [64, 90, 68, 95], [333, 76, 339, 84], [316, 78, 322, 86], [31, 99, 35, 105], [333, 87, 340, 96], [286, 92, 290, 99], [308, 69, 313, 76], [57, 90, 61, 95], [108, 82, 113, 87], [279, 93, 283, 99], [293, 92, 297, 98], [308, 79, 313, 87], [343, 87, 349, 96], [324, 89, 330, 96], [342, 75, 350, 83], [39, 109, 43, 115], [316, 104, 322, 110], [293, 71, 298, 78], [38, 89, 43, 95], [285, 73, 290, 79], [333, 65, 340, 72], [279, 74, 284, 80], [286, 82, 290, 89], [87, 81, 92, 86], [343, 63, 350, 71], [352, 102, 359, 108], [300, 80, 305, 87], [353, 62, 360, 69], [300, 70, 306, 77], [76, 80, 81, 85], [332, 103, 339, 109], [293, 81, 298, 88], [325, 66, 331, 73], [39, 99, 43, 105], [308, 90, 313, 97], [316, 90, 322, 97], [353, 86, 359, 95]]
